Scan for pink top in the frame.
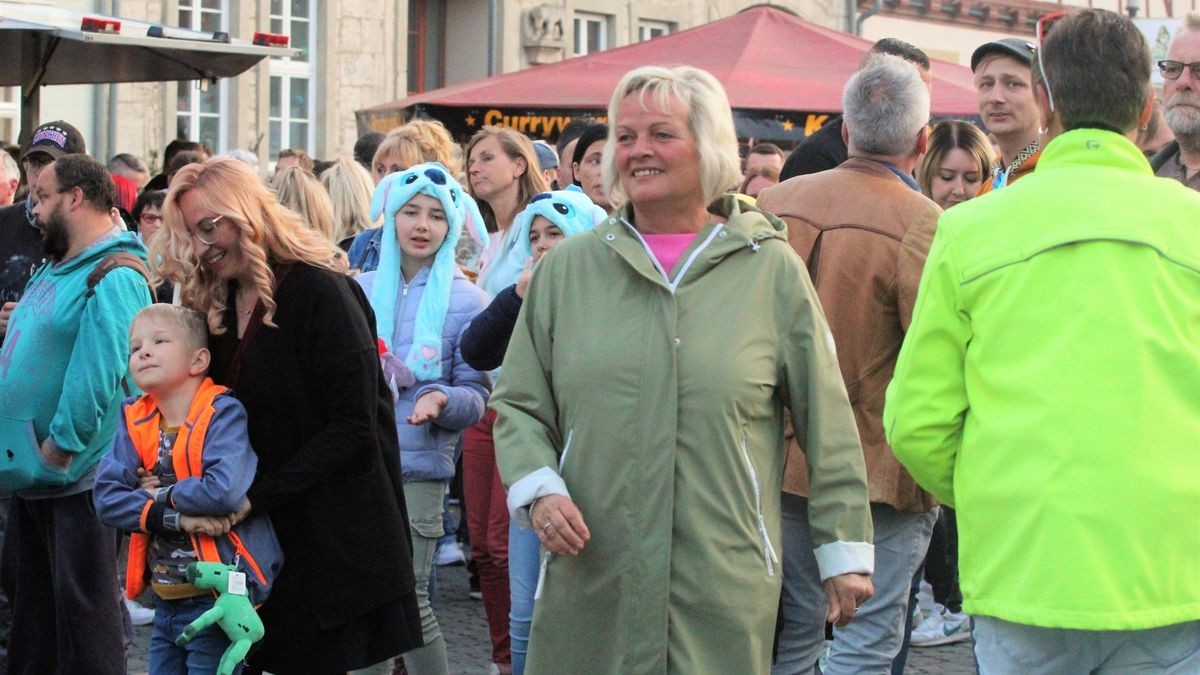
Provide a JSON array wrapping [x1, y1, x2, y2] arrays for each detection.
[[642, 232, 698, 277]]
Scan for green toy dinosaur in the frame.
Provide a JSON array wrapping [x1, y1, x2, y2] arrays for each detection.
[[175, 561, 265, 675]]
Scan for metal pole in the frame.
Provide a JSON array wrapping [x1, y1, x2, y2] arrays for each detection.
[[19, 32, 43, 148]]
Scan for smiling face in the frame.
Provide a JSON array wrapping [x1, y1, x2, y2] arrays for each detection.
[[528, 215, 564, 261], [574, 139, 609, 210], [395, 193, 448, 267], [468, 135, 525, 203], [929, 147, 984, 210], [613, 92, 703, 210], [974, 55, 1039, 144], [128, 314, 206, 396], [177, 188, 250, 283], [1164, 28, 1200, 138]]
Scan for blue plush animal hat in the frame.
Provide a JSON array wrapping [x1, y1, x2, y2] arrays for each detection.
[[370, 162, 489, 381], [481, 187, 607, 296]]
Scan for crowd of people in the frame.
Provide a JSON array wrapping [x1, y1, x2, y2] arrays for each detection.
[[0, 6, 1195, 675]]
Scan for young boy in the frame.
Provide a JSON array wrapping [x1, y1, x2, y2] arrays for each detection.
[[94, 305, 282, 675]]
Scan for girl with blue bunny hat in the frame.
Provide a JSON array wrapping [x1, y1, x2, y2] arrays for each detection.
[[355, 162, 493, 675], [459, 187, 607, 675]]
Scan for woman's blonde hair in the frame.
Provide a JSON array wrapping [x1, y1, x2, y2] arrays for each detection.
[[320, 158, 376, 242], [373, 118, 461, 176], [464, 126, 549, 232], [272, 166, 337, 243], [153, 157, 347, 334], [915, 120, 993, 198], [602, 66, 741, 208]]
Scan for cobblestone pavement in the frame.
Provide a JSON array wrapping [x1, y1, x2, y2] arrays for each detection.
[[128, 563, 975, 674]]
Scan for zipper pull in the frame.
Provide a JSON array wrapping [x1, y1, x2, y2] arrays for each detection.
[[402, 283, 409, 297]]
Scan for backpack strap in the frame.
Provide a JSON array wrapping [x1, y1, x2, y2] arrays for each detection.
[[86, 252, 152, 300], [86, 253, 153, 397]]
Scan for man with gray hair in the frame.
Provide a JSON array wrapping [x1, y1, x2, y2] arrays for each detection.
[[757, 54, 941, 674], [1151, 11, 1200, 189]]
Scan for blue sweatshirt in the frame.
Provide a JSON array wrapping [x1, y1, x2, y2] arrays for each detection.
[[0, 230, 150, 495], [357, 266, 491, 482]]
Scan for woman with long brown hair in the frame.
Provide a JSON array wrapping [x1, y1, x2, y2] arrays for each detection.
[[460, 125, 548, 675], [153, 157, 422, 675]]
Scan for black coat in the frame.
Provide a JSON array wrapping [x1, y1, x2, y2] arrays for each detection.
[[780, 115, 848, 181], [460, 283, 523, 372], [209, 263, 420, 670]]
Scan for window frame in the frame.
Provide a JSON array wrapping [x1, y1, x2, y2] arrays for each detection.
[[268, 0, 318, 159], [572, 11, 610, 57], [175, 0, 229, 153]]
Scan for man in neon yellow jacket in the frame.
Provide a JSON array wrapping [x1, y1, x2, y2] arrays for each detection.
[[885, 10, 1200, 672]]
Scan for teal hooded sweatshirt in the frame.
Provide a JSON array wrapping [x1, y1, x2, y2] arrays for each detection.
[[0, 230, 150, 495]]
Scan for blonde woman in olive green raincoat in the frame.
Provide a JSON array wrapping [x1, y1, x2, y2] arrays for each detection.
[[492, 66, 874, 674]]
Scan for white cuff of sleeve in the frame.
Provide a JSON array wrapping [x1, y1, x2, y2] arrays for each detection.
[[814, 541, 875, 580], [506, 466, 570, 529]]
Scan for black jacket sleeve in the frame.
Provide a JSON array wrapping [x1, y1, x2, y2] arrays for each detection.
[[460, 284, 524, 371], [780, 116, 848, 181]]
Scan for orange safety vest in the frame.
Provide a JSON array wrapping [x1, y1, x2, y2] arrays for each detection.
[[123, 378, 267, 600]]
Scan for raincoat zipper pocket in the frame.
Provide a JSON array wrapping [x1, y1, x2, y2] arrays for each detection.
[[740, 436, 779, 576], [536, 428, 575, 599]]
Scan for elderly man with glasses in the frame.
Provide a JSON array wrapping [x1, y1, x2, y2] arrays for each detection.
[[1151, 11, 1200, 189]]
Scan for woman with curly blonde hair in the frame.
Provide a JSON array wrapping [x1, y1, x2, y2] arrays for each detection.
[[153, 156, 423, 674], [371, 119, 461, 184]]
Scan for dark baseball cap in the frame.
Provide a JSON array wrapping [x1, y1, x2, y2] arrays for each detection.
[[22, 120, 87, 163], [971, 38, 1036, 72]]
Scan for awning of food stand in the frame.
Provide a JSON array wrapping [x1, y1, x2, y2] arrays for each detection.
[[357, 5, 981, 142]]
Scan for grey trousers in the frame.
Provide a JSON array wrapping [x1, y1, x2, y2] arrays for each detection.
[[774, 495, 936, 675], [974, 616, 1200, 674]]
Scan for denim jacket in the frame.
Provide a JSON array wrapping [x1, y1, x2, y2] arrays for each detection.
[[357, 266, 492, 482], [347, 227, 383, 273]]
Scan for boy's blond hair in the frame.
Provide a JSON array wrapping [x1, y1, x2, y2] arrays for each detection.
[[131, 304, 209, 353]]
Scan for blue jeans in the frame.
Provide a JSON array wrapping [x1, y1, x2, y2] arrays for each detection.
[[974, 617, 1200, 674], [774, 496, 936, 675], [509, 522, 541, 675], [149, 595, 242, 675]]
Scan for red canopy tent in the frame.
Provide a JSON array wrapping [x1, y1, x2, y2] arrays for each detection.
[[357, 5, 981, 142]]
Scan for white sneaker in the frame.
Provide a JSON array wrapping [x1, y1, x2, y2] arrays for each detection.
[[911, 603, 972, 647], [433, 541, 466, 566], [124, 597, 155, 626]]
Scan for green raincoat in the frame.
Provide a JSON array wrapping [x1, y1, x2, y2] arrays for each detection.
[[493, 196, 872, 674]]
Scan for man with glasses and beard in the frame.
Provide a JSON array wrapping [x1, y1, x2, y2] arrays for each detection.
[[887, 9, 1200, 671], [0, 154, 150, 674], [1152, 12, 1200, 189]]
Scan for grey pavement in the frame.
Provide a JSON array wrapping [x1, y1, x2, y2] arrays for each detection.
[[128, 561, 974, 674]]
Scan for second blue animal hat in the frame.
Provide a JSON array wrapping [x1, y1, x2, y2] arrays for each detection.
[[480, 187, 607, 296]]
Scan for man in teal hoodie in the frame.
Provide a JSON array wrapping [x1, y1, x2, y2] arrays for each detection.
[[0, 154, 149, 674], [885, 10, 1200, 672]]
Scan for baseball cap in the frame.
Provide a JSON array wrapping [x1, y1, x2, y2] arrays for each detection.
[[533, 141, 558, 170], [22, 120, 87, 163], [971, 38, 1036, 72]]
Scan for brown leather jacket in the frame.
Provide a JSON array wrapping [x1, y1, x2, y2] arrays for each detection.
[[756, 158, 940, 512]]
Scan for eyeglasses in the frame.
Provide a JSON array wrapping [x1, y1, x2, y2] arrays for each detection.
[[191, 215, 226, 246], [1035, 11, 1067, 114], [1158, 60, 1200, 81]]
